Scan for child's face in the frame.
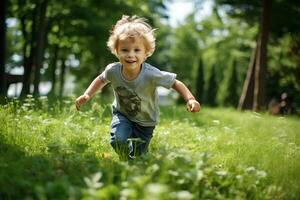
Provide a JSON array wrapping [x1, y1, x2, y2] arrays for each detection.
[[116, 36, 147, 71]]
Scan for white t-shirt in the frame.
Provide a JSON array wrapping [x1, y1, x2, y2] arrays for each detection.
[[99, 62, 177, 126]]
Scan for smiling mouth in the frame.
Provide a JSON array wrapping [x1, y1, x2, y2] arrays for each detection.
[[125, 60, 136, 64]]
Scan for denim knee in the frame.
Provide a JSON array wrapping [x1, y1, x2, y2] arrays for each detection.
[[110, 132, 128, 149], [109, 111, 132, 152], [109, 109, 155, 159]]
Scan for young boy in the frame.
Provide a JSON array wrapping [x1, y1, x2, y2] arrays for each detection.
[[75, 15, 200, 159]]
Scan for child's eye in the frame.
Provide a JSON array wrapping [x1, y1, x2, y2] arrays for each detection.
[[121, 49, 128, 52], [135, 49, 141, 52]]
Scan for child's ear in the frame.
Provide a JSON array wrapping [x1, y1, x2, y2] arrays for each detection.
[[144, 52, 149, 60], [115, 51, 120, 59]]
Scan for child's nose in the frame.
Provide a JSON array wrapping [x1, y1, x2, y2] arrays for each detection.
[[127, 50, 135, 57]]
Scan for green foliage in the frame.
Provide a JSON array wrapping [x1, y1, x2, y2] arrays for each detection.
[[169, 17, 199, 87], [205, 65, 218, 106], [217, 59, 239, 107], [215, 0, 300, 111], [267, 34, 300, 110], [195, 57, 204, 102], [6, 0, 169, 96], [190, 8, 257, 107], [5, 0, 300, 112], [216, 0, 300, 37], [164, 1, 297, 111], [5, 0, 300, 113], [1, 98, 299, 199]]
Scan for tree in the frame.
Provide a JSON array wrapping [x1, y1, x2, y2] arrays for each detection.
[[48, 43, 59, 96], [205, 64, 218, 106], [18, 0, 39, 96], [169, 16, 199, 90], [221, 59, 239, 106], [0, 0, 7, 97], [267, 34, 300, 111], [217, 0, 300, 111], [238, 0, 272, 111], [33, 0, 49, 96], [191, 6, 254, 107], [59, 58, 66, 98], [195, 57, 204, 102], [6, 0, 170, 98]]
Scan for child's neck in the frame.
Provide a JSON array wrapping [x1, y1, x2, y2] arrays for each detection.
[[122, 65, 142, 81]]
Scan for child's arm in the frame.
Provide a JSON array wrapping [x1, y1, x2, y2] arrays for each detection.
[[172, 79, 201, 112], [75, 76, 107, 110]]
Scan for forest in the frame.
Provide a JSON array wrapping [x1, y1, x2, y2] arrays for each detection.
[[1, 0, 299, 113]]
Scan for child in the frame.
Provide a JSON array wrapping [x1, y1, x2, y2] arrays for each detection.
[[75, 15, 200, 160]]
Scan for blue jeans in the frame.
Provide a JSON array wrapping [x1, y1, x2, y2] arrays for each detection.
[[110, 110, 155, 159]]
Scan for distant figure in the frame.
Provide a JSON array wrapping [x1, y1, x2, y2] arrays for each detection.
[[280, 92, 291, 115], [75, 15, 200, 160], [268, 98, 281, 115]]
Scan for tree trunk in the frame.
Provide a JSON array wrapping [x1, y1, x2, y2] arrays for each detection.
[[49, 44, 59, 97], [19, 0, 30, 96], [59, 58, 66, 98], [238, 0, 272, 111], [6, 74, 23, 85], [226, 59, 239, 106], [33, 0, 49, 96], [0, 0, 7, 97], [206, 65, 218, 106], [21, 3, 39, 97], [238, 45, 257, 110], [253, 0, 272, 111], [195, 57, 204, 102]]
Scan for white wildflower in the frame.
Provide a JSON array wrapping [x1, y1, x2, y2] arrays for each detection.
[[216, 170, 227, 177], [257, 170, 267, 178], [246, 166, 256, 173], [197, 170, 204, 181], [212, 120, 220, 125], [171, 191, 193, 200]]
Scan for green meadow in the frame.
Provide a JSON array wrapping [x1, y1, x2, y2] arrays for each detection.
[[0, 97, 299, 199]]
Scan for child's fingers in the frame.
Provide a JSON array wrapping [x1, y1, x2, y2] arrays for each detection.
[[191, 104, 195, 112], [83, 94, 90, 101], [186, 100, 200, 113], [75, 94, 90, 111], [75, 97, 84, 111], [75, 100, 81, 110], [186, 103, 193, 112], [193, 103, 200, 112]]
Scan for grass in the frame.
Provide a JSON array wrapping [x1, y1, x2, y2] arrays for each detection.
[[0, 96, 299, 199], [159, 107, 300, 198]]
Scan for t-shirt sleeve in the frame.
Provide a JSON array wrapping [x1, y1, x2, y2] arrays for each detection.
[[99, 63, 115, 83], [152, 68, 177, 89]]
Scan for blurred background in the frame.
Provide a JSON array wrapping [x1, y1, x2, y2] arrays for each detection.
[[0, 0, 299, 114]]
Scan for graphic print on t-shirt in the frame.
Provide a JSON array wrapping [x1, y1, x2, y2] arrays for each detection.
[[115, 86, 141, 117]]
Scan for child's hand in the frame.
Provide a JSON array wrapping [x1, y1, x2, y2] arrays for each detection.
[[186, 99, 201, 113], [75, 94, 90, 110]]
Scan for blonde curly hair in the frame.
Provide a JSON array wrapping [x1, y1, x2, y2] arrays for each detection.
[[107, 15, 156, 57]]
